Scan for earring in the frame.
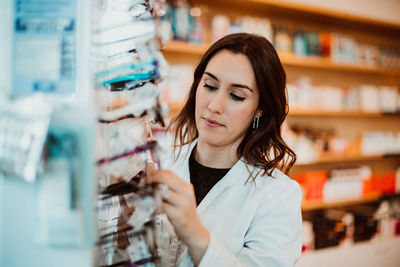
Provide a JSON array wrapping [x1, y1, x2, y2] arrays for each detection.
[[252, 117, 259, 129]]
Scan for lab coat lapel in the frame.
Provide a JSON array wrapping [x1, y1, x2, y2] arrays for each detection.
[[173, 141, 254, 215], [197, 159, 250, 215], [172, 141, 196, 184]]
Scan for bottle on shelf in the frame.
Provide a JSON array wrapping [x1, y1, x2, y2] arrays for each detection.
[[274, 24, 292, 53], [293, 28, 307, 56]]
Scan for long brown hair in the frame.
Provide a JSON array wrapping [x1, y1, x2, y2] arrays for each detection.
[[168, 33, 296, 176]]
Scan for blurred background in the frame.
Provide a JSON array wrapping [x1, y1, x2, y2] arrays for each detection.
[[1, 0, 400, 266]]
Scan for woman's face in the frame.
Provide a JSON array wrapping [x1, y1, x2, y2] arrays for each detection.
[[195, 49, 260, 149]]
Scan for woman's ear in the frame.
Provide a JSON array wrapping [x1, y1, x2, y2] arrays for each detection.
[[256, 110, 263, 118]]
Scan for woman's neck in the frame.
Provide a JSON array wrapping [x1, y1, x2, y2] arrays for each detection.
[[194, 141, 239, 169]]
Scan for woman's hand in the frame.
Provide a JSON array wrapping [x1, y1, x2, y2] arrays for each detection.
[[150, 168, 210, 265]]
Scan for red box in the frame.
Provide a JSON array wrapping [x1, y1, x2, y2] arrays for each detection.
[[363, 172, 396, 195], [296, 171, 328, 200]]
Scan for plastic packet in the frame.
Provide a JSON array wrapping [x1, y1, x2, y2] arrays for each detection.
[[0, 95, 52, 182]]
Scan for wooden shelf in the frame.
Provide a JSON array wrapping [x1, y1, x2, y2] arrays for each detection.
[[279, 52, 400, 76], [296, 237, 400, 267], [289, 110, 388, 117], [301, 193, 381, 211], [165, 101, 400, 118], [162, 41, 400, 76], [295, 154, 399, 166], [162, 41, 208, 56], [192, 0, 400, 35], [248, 0, 400, 32], [290, 110, 400, 117]]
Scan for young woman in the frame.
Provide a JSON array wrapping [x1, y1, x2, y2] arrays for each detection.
[[151, 33, 302, 267]]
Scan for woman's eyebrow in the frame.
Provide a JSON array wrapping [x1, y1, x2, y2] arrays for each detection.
[[204, 71, 219, 81], [231, 83, 253, 93], [204, 71, 253, 93]]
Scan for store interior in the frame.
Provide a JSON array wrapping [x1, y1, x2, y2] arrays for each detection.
[[1, 0, 400, 266]]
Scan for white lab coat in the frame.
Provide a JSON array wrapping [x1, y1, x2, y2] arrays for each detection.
[[158, 140, 302, 267]]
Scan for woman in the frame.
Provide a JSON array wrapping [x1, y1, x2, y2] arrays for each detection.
[[151, 33, 302, 267]]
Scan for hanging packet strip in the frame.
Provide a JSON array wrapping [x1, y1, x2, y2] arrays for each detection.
[[97, 140, 157, 165], [94, 0, 153, 30], [96, 117, 148, 185], [95, 228, 157, 267], [92, 18, 156, 46], [100, 73, 155, 90], [95, 61, 157, 83], [0, 95, 52, 182], [95, 170, 160, 267], [92, 39, 166, 82], [91, 32, 155, 62], [97, 191, 155, 237], [97, 93, 156, 121], [98, 82, 160, 120], [91, 33, 168, 85], [94, 83, 156, 111]]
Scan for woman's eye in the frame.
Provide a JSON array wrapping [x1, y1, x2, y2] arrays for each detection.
[[204, 83, 217, 91], [230, 93, 245, 101]]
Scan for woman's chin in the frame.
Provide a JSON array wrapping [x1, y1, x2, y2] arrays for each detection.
[[198, 135, 229, 148]]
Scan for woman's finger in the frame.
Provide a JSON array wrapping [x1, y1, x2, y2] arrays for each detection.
[[160, 187, 186, 207], [161, 200, 182, 223], [151, 169, 192, 196]]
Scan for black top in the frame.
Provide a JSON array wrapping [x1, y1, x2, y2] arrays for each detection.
[[189, 149, 231, 206]]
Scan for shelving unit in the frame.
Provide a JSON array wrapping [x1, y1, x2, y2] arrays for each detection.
[[161, 0, 400, 215], [160, 1, 400, 263], [192, 0, 400, 37]]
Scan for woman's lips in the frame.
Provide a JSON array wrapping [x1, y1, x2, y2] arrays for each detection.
[[203, 117, 224, 127]]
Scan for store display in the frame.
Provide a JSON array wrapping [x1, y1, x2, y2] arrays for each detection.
[[91, 1, 168, 266]]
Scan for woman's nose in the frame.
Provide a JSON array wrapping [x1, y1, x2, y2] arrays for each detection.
[[207, 91, 225, 114]]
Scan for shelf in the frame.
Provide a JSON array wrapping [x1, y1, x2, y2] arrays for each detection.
[[279, 52, 400, 76], [301, 193, 380, 211], [248, 0, 400, 32], [162, 41, 400, 76], [191, 0, 400, 34], [162, 41, 208, 56], [289, 110, 392, 118], [295, 154, 400, 166], [296, 237, 400, 267], [165, 101, 400, 118]]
